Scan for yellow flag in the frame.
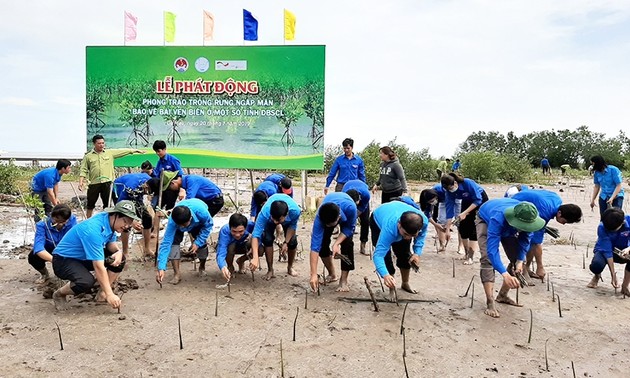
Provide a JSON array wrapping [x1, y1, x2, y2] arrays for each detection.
[[284, 9, 296, 41], [164, 11, 176, 43]]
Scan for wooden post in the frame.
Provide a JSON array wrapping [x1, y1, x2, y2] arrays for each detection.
[[363, 276, 380, 312], [234, 170, 239, 211], [301, 170, 307, 210]]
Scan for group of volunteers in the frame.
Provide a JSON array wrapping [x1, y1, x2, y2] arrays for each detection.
[[26, 134, 630, 319]]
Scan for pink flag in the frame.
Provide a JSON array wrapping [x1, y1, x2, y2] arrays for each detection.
[[124, 11, 138, 42], [203, 10, 214, 43]]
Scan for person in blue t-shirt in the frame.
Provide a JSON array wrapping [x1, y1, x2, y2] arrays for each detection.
[[30, 159, 72, 221], [309, 192, 359, 293], [249, 194, 301, 280], [452, 159, 461, 172], [587, 208, 630, 296], [342, 180, 371, 255], [162, 172, 224, 216], [264, 173, 293, 196], [590, 155, 624, 220], [250, 181, 279, 221], [370, 201, 428, 298], [28, 204, 77, 283], [324, 138, 366, 194], [156, 199, 214, 285], [51, 200, 141, 311], [512, 189, 582, 283], [541, 157, 550, 175], [152, 140, 185, 209], [476, 199, 545, 318], [112, 172, 153, 257], [216, 213, 255, 282]]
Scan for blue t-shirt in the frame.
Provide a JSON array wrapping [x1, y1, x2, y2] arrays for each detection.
[[444, 178, 484, 218], [541, 158, 550, 168], [157, 198, 213, 271], [310, 193, 358, 253], [325, 154, 366, 186], [113, 173, 151, 202], [342, 180, 371, 214], [478, 199, 532, 275], [593, 215, 630, 259], [31, 167, 61, 193], [252, 194, 301, 239], [372, 201, 428, 277], [154, 153, 184, 177], [182, 175, 222, 201], [52, 212, 117, 261], [250, 181, 279, 219], [216, 221, 255, 270], [512, 190, 561, 223], [33, 215, 77, 254], [594, 165, 624, 199]]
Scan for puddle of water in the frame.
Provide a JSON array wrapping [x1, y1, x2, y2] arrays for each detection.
[[0, 208, 34, 259]]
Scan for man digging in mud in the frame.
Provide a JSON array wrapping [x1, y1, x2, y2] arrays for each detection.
[[156, 198, 213, 285], [309, 191, 359, 293], [216, 213, 254, 282], [586, 208, 630, 296], [51, 201, 141, 311], [511, 189, 582, 284], [249, 194, 301, 280], [369, 201, 428, 300], [475, 199, 545, 318]]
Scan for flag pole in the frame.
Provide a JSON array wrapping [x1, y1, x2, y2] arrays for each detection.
[[163, 11, 166, 46], [123, 11, 126, 46]]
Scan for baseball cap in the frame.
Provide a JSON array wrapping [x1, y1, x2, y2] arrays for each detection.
[[504, 201, 545, 232], [104, 200, 141, 221]]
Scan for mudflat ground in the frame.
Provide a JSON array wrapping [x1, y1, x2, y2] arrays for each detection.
[[1, 176, 629, 377]]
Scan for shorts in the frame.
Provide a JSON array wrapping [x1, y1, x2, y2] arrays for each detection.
[[261, 222, 298, 249], [168, 227, 209, 261], [477, 217, 519, 283], [86, 182, 113, 210], [369, 214, 413, 275], [437, 200, 462, 225], [52, 250, 126, 294]]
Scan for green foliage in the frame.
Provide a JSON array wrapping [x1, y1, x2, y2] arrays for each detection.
[[459, 152, 532, 183], [324, 144, 343, 172], [21, 193, 44, 219], [0, 160, 22, 195]]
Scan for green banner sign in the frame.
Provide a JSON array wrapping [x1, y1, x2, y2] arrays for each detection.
[[86, 45, 325, 169]]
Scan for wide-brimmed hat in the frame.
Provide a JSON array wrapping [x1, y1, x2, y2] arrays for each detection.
[[104, 200, 141, 221], [504, 201, 545, 232], [161, 171, 179, 191]]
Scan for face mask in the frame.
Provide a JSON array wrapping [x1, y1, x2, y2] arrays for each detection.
[[448, 186, 457, 193], [429, 199, 438, 206]]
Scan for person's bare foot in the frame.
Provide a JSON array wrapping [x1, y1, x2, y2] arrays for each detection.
[[495, 293, 523, 307], [169, 275, 181, 285], [388, 287, 397, 302], [287, 266, 298, 277], [95, 290, 107, 302], [335, 282, 350, 292], [35, 275, 49, 285], [401, 282, 417, 294], [484, 299, 500, 318], [359, 243, 369, 256], [522, 269, 535, 286], [325, 274, 338, 283], [457, 248, 465, 255], [535, 266, 546, 282], [198, 269, 207, 277], [264, 270, 276, 280], [52, 290, 68, 311], [463, 258, 474, 265], [236, 258, 247, 273], [621, 286, 630, 297], [587, 275, 600, 288]]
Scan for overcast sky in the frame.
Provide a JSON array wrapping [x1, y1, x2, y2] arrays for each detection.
[[1, 0, 629, 158]]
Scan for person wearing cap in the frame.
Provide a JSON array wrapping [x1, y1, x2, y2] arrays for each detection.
[[250, 180, 279, 221], [475, 199, 545, 318], [156, 198, 214, 284], [30, 159, 72, 221], [162, 172, 224, 216], [441, 172, 488, 265], [51, 200, 141, 311], [309, 192, 359, 293], [342, 180, 371, 255], [249, 194, 301, 280], [216, 213, 255, 282], [370, 201, 428, 298], [324, 137, 366, 194], [112, 172, 154, 257], [586, 208, 630, 296], [264, 173, 293, 197], [512, 189, 582, 283], [78, 134, 145, 218], [28, 204, 77, 283]]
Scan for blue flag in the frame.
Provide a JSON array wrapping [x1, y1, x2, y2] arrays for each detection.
[[243, 9, 258, 41]]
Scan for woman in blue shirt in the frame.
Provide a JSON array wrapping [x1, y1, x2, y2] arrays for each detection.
[[590, 155, 624, 220]]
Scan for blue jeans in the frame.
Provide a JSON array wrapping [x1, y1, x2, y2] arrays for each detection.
[[598, 196, 623, 220], [589, 251, 630, 275]]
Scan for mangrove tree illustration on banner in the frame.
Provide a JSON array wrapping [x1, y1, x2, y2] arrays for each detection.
[[86, 45, 325, 169]]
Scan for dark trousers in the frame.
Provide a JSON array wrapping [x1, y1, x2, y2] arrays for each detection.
[[598, 196, 624, 220], [202, 195, 224, 217], [261, 223, 298, 249], [29, 249, 50, 271], [52, 251, 125, 294], [358, 204, 370, 243], [589, 251, 630, 275], [318, 225, 355, 271], [86, 182, 112, 210], [381, 189, 403, 204], [32, 191, 53, 222], [369, 214, 412, 275]]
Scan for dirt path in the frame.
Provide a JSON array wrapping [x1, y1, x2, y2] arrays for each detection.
[[1, 177, 629, 377]]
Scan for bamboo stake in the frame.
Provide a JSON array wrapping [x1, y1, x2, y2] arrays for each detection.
[[178, 316, 183, 349], [551, 282, 555, 301], [304, 288, 308, 310], [452, 258, 455, 278], [544, 338, 550, 371], [292, 307, 299, 341], [54, 321, 64, 351], [363, 276, 380, 312], [375, 271, 385, 292], [69, 182, 88, 219], [459, 275, 476, 297], [400, 303, 409, 335], [527, 309, 533, 343], [516, 287, 519, 305], [470, 283, 475, 308], [571, 361, 576, 377], [556, 294, 562, 317], [280, 339, 285, 378], [402, 329, 409, 378], [214, 291, 218, 317], [393, 286, 400, 307]]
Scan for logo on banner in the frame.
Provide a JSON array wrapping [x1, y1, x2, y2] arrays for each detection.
[[174, 57, 189, 72], [195, 57, 210, 73], [215, 60, 248, 71]]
